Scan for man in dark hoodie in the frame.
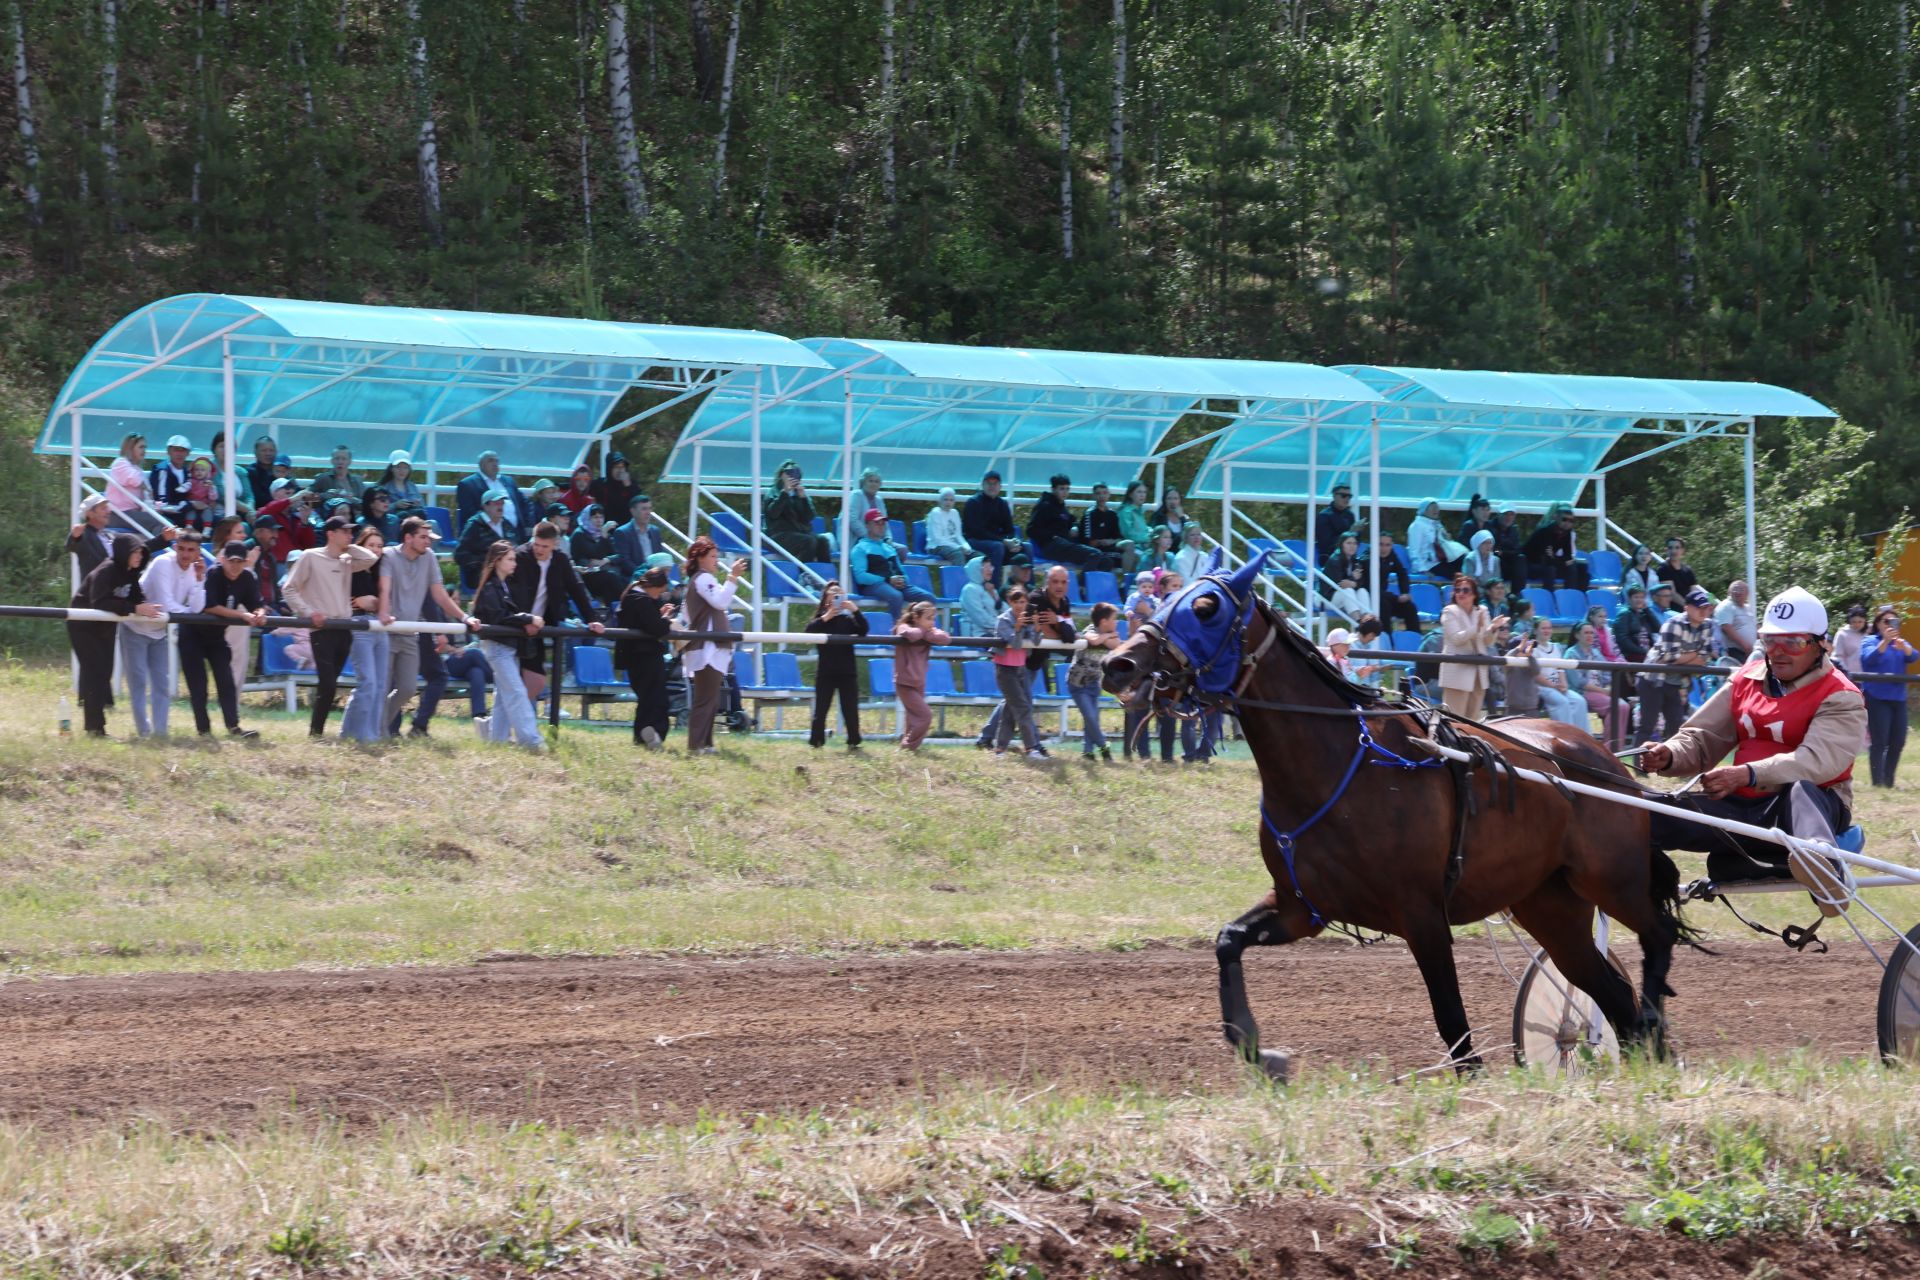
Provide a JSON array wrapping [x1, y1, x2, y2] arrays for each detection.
[[68, 534, 166, 736]]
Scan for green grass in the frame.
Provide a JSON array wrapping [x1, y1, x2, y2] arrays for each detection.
[[8, 1056, 1920, 1276], [0, 660, 1915, 975]]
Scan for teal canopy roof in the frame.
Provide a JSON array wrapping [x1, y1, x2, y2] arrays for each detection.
[[661, 337, 1385, 492], [1186, 365, 1836, 510], [37, 294, 828, 477]]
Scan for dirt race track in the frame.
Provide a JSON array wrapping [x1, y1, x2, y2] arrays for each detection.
[[0, 937, 1889, 1130]]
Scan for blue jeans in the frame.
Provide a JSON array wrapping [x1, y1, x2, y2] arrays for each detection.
[[1069, 681, 1107, 753], [481, 639, 543, 747], [1869, 696, 1909, 788], [119, 627, 172, 736], [1182, 710, 1219, 761], [1538, 683, 1588, 728], [442, 646, 492, 718], [342, 624, 390, 741], [857, 580, 934, 621]]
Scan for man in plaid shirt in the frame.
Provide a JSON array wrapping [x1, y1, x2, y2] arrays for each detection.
[[1639, 585, 1717, 743]]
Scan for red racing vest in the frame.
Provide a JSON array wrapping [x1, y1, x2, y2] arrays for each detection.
[[1726, 657, 1858, 798]]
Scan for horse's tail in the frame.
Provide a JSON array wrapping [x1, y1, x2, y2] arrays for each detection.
[[1649, 848, 1713, 955]]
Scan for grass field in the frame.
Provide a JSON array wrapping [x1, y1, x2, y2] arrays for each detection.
[[2, 660, 1917, 977], [9, 658, 1920, 1275]]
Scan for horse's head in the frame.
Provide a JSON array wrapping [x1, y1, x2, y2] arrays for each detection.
[[1103, 554, 1270, 708]]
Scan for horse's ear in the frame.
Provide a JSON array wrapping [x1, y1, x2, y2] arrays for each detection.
[[1227, 552, 1266, 599]]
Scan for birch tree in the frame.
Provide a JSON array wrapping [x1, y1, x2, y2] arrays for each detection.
[[576, 0, 594, 238], [711, 0, 743, 195], [688, 0, 717, 99], [1679, 0, 1713, 310], [880, 0, 897, 206], [606, 0, 650, 219], [1051, 9, 1072, 260], [1899, 1, 1913, 280], [9, 0, 39, 225], [1107, 0, 1124, 228], [405, 0, 443, 245], [98, 0, 119, 217]]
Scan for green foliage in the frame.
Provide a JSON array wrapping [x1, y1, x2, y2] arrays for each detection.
[[1454, 1204, 1527, 1255], [1608, 418, 1904, 612], [264, 1215, 335, 1267], [984, 1242, 1045, 1280]]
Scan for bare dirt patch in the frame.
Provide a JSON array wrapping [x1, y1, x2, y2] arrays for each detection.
[[0, 938, 1882, 1131]]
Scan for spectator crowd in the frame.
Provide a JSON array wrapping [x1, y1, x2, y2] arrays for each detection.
[[64, 434, 1920, 785]]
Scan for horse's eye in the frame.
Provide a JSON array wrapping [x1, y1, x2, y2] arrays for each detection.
[[1192, 596, 1219, 620]]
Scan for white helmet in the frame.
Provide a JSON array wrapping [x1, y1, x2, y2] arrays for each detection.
[[1324, 628, 1354, 647], [1758, 586, 1828, 637]]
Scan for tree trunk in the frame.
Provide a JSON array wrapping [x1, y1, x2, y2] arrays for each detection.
[[1010, 5, 1028, 117], [1106, 0, 1124, 229], [879, 0, 897, 206], [9, 1, 39, 226], [575, 0, 594, 240], [1900, 1, 1914, 280], [404, 0, 444, 245], [710, 0, 743, 195], [1679, 0, 1713, 310], [688, 0, 717, 100], [190, 0, 229, 231], [98, 0, 119, 217], [606, 0, 650, 219], [1051, 10, 1072, 261]]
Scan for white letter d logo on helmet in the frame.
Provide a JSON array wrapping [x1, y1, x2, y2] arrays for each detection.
[[1758, 586, 1827, 636]]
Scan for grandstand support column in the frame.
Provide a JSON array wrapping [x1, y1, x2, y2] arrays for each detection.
[[839, 380, 854, 592], [1305, 420, 1318, 636], [1595, 474, 1607, 556], [221, 338, 237, 518], [68, 408, 81, 693], [1368, 410, 1381, 622], [1222, 463, 1234, 567], [690, 443, 703, 539], [426, 429, 437, 512], [747, 370, 764, 680], [1743, 423, 1757, 595]]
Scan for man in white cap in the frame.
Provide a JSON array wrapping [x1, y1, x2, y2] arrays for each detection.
[[150, 434, 195, 521], [1639, 586, 1866, 885]]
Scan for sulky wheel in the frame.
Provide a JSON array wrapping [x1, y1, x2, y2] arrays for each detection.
[[1513, 947, 1632, 1076], [1876, 924, 1920, 1063]]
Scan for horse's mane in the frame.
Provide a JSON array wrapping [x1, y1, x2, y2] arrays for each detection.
[[1251, 597, 1388, 708]]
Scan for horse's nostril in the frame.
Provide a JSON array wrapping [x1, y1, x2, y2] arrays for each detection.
[[1106, 656, 1135, 679]]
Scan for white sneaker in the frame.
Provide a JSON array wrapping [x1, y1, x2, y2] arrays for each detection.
[[640, 726, 662, 748], [472, 716, 491, 738]]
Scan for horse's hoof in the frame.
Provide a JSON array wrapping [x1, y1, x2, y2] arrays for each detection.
[[1256, 1048, 1293, 1083]]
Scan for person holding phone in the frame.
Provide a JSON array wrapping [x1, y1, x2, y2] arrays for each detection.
[[1862, 608, 1920, 787], [681, 537, 749, 754], [804, 581, 869, 749]]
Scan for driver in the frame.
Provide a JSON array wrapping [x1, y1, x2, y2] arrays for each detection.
[[1638, 586, 1866, 885]]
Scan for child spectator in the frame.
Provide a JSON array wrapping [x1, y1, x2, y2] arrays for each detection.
[[1833, 605, 1869, 674], [1174, 524, 1212, 579], [804, 581, 867, 749], [1529, 616, 1588, 728], [1068, 602, 1122, 760], [893, 600, 951, 751], [181, 457, 217, 531], [992, 587, 1046, 759], [1567, 620, 1621, 747]]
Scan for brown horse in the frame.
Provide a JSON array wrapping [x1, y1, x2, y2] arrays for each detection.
[[1101, 558, 1686, 1076]]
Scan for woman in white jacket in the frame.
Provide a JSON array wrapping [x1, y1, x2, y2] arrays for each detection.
[[1437, 574, 1503, 719], [1407, 498, 1464, 578]]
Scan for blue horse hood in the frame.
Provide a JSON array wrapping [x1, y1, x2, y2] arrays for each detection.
[[1157, 555, 1269, 693]]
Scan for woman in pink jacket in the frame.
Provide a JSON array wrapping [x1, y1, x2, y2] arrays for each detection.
[[892, 600, 951, 750]]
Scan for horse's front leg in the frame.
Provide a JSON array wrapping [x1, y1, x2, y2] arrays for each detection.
[[1215, 890, 1297, 1082], [1407, 920, 1483, 1073]]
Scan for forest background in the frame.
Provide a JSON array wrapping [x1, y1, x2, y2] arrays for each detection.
[[2, 0, 1917, 647]]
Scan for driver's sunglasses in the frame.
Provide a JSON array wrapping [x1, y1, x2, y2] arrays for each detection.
[[1760, 635, 1814, 653]]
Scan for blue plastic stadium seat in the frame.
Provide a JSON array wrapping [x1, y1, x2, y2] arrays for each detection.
[[1586, 588, 1621, 619], [570, 644, 623, 688], [708, 510, 751, 553], [424, 506, 454, 540], [1553, 589, 1588, 625], [860, 610, 891, 634], [1084, 570, 1121, 606], [1033, 664, 1067, 701], [1522, 587, 1557, 622], [903, 563, 936, 597], [1066, 573, 1088, 605], [811, 515, 827, 534], [1391, 631, 1425, 653], [1586, 549, 1623, 585], [765, 560, 811, 597], [803, 561, 836, 587], [1411, 583, 1444, 620], [911, 520, 928, 554], [924, 661, 957, 697], [261, 632, 303, 675], [1392, 545, 1413, 578], [1282, 539, 1310, 573], [887, 518, 907, 548], [937, 565, 967, 602], [961, 661, 1000, 698], [758, 651, 807, 689], [868, 657, 896, 698]]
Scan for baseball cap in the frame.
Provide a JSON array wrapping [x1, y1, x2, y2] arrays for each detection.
[[321, 515, 352, 534], [1683, 586, 1713, 608], [1007, 552, 1031, 567], [251, 515, 279, 531], [270, 477, 296, 495], [482, 489, 509, 505], [863, 507, 886, 524], [981, 470, 1001, 482], [165, 434, 192, 450], [79, 493, 108, 515], [220, 541, 250, 560], [324, 496, 356, 513], [387, 449, 411, 466], [1325, 628, 1354, 646], [545, 502, 572, 518], [608, 451, 626, 465]]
